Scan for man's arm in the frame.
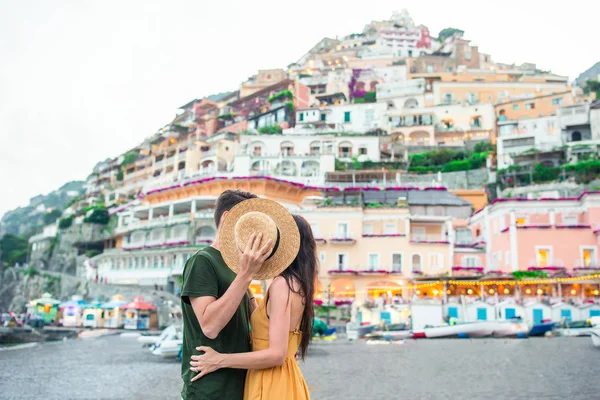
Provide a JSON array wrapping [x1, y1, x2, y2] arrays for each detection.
[[188, 233, 272, 340]]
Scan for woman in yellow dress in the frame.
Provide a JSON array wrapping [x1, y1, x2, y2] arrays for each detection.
[[190, 215, 316, 400]]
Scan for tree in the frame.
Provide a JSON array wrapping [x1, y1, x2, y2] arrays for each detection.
[[438, 28, 464, 42], [583, 80, 600, 98], [0, 234, 29, 267]]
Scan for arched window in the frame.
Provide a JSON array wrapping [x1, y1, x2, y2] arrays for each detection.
[[572, 131, 582, 142], [412, 254, 422, 272]]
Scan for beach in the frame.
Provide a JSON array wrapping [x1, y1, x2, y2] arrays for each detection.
[[1, 335, 599, 400]]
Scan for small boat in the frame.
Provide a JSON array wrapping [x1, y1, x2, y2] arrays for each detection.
[[556, 320, 594, 337], [422, 321, 495, 339], [491, 321, 529, 338], [591, 330, 600, 348], [151, 339, 182, 358], [528, 321, 556, 337], [365, 330, 411, 340], [138, 324, 180, 347]]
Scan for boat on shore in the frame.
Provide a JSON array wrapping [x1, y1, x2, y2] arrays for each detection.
[[591, 330, 600, 347], [412, 320, 529, 339], [138, 324, 180, 347], [528, 321, 556, 337]]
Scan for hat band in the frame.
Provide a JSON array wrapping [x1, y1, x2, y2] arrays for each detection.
[[265, 228, 281, 261]]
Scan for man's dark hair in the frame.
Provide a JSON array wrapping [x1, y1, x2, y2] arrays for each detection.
[[214, 190, 257, 227]]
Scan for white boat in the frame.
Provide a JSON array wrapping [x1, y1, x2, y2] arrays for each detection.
[[491, 321, 529, 338], [422, 321, 495, 339], [557, 327, 595, 337], [138, 324, 179, 347], [591, 330, 600, 348], [151, 339, 182, 358]]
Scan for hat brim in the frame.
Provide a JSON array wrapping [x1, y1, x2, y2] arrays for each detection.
[[219, 198, 300, 280]]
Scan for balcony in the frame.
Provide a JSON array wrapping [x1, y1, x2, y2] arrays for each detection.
[[558, 104, 589, 129], [573, 260, 600, 271], [410, 234, 449, 244], [154, 160, 165, 169], [195, 236, 215, 245], [527, 259, 566, 273], [329, 235, 356, 244]]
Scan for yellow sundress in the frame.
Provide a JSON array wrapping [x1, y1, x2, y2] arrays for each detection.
[[243, 291, 310, 400]]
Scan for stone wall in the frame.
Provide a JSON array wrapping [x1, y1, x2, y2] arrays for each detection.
[[398, 168, 489, 190], [500, 179, 600, 199]]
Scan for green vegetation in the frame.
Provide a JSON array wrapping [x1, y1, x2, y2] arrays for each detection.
[[22, 267, 39, 276], [408, 146, 489, 174], [64, 195, 82, 210], [498, 159, 600, 186], [115, 168, 124, 182], [438, 27, 464, 41], [43, 209, 63, 225], [512, 271, 548, 280], [217, 113, 235, 120], [298, 73, 312, 79], [285, 101, 295, 114], [121, 151, 139, 167], [363, 91, 376, 103], [583, 79, 600, 98], [267, 90, 293, 103], [85, 249, 102, 258], [58, 215, 74, 229], [0, 234, 29, 268], [84, 206, 109, 225], [258, 125, 283, 134]]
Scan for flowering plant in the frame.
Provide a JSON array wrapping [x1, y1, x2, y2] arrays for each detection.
[[330, 237, 356, 243], [555, 225, 591, 229], [410, 240, 450, 245], [362, 234, 406, 238], [334, 300, 353, 306], [518, 225, 552, 229], [359, 270, 390, 275], [328, 269, 358, 275], [527, 266, 565, 271], [452, 266, 484, 272]]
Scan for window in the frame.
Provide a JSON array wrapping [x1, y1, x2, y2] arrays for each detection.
[[392, 253, 403, 272], [384, 222, 397, 235], [515, 217, 527, 226], [562, 215, 578, 226], [310, 223, 320, 237], [320, 113, 326, 122], [426, 64, 434, 73], [513, 104, 519, 110], [467, 93, 478, 104], [455, 228, 472, 245], [363, 223, 374, 235], [571, 131, 582, 142], [358, 147, 367, 155], [411, 254, 422, 272], [364, 109, 374, 124], [552, 97, 563, 105], [429, 253, 443, 269], [446, 67, 453, 72], [344, 111, 351, 122], [368, 253, 380, 270], [336, 222, 349, 239], [465, 52, 472, 61], [337, 253, 348, 270], [536, 247, 552, 267], [462, 256, 480, 267], [299, 112, 304, 122], [412, 227, 426, 241], [525, 103, 535, 110], [443, 93, 453, 104], [581, 247, 597, 267]]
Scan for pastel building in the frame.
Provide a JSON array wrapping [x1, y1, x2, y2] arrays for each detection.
[[386, 103, 495, 156], [468, 192, 600, 274], [496, 115, 561, 169], [291, 102, 388, 134]]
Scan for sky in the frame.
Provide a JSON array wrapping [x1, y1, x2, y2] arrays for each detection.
[[1, 0, 598, 218]]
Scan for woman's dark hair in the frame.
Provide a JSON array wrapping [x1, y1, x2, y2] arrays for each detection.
[[214, 190, 257, 227], [279, 214, 317, 360]]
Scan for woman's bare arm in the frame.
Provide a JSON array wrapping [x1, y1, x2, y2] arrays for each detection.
[[190, 278, 291, 381]]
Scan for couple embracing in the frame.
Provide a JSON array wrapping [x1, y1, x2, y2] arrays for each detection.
[[180, 190, 316, 400]]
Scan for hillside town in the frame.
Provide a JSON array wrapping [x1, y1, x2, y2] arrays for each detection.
[[2, 10, 600, 329]]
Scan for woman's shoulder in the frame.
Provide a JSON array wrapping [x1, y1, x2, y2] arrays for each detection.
[[270, 276, 302, 294]]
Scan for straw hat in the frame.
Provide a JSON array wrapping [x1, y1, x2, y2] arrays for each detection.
[[219, 198, 300, 280]]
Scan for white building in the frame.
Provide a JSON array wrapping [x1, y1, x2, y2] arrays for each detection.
[[376, 78, 426, 108], [293, 102, 388, 134], [496, 115, 562, 169]]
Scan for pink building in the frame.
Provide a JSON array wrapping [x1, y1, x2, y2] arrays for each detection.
[[468, 192, 600, 275]]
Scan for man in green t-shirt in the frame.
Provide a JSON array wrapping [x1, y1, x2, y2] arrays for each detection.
[[181, 190, 269, 400]]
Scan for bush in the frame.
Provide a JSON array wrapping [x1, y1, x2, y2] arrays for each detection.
[[473, 141, 494, 153], [363, 91, 376, 103], [58, 215, 74, 229], [84, 208, 109, 225], [267, 90, 293, 103], [441, 159, 472, 172], [257, 125, 282, 134], [121, 152, 139, 167], [116, 168, 124, 182], [22, 267, 39, 277], [85, 249, 102, 258]]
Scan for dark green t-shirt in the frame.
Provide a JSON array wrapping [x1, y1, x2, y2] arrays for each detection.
[[180, 247, 251, 400]]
